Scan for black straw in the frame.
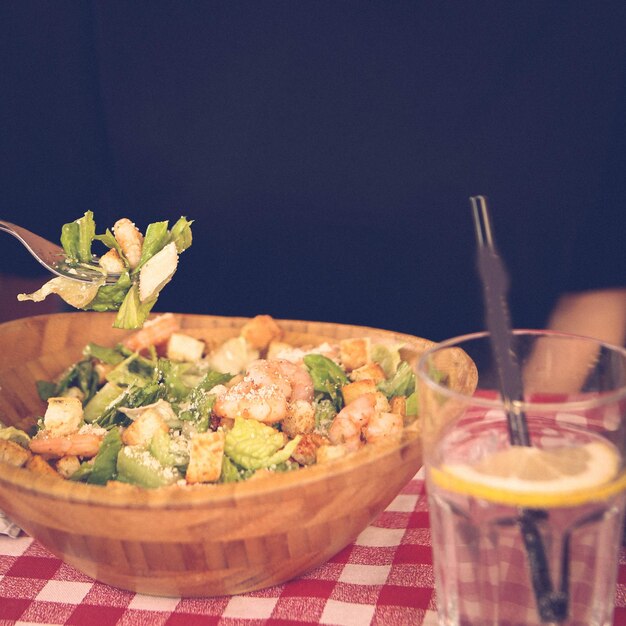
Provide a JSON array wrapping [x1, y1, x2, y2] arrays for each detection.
[[470, 195, 567, 622]]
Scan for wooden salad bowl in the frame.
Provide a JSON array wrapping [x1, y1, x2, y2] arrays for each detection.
[[0, 312, 475, 597]]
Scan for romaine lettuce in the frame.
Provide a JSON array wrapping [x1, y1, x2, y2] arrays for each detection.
[[0, 424, 30, 447], [18, 276, 102, 309], [113, 284, 158, 330], [169, 216, 193, 253], [224, 417, 301, 470], [36, 358, 99, 404], [377, 361, 416, 399], [303, 354, 348, 411], [85, 271, 132, 312], [83, 342, 130, 365], [61, 210, 96, 263], [136, 221, 170, 271], [87, 427, 123, 485]]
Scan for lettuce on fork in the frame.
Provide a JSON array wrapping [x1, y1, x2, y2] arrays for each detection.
[[18, 211, 193, 329]]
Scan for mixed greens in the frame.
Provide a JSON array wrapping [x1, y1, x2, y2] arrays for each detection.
[[0, 316, 420, 489], [17, 211, 193, 329]]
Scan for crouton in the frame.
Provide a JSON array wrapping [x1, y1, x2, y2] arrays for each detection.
[[339, 337, 370, 371], [372, 391, 391, 413], [166, 332, 205, 362], [26, 455, 59, 478], [185, 430, 225, 484], [316, 443, 349, 464], [240, 315, 282, 350], [291, 433, 328, 466], [267, 340, 298, 360], [282, 400, 316, 438], [99, 248, 126, 274], [43, 396, 83, 437], [390, 395, 407, 417], [349, 362, 386, 384], [55, 455, 81, 479], [0, 439, 31, 468], [341, 379, 378, 406], [208, 337, 260, 375], [122, 408, 169, 447]]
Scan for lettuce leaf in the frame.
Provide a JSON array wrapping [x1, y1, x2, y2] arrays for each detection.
[[105, 353, 155, 388], [85, 271, 132, 312], [36, 357, 99, 404], [371, 343, 404, 378], [136, 220, 170, 271], [95, 382, 165, 429], [405, 390, 418, 416], [17, 276, 102, 308], [303, 354, 349, 411], [156, 359, 203, 401], [87, 427, 123, 485], [83, 342, 130, 365], [220, 455, 255, 483], [113, 284, 157, 330], [313, 398, 337, 436], [224, 417, 301, 470], [377, 361, 415, 399], [0, 424, 30, 447], [177, 370, 233, 427], [149, 429, 189, 469], [61, 210, 96, 263], [83, 382, 124, 423], [95, 228, 126, 264], [170, 217, 193, 253]]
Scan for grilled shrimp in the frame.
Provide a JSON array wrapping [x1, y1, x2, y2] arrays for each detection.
[[123, 313, 180, 352], [213, 358, 314, 424], [112, 218, 144, 268], [328, 393, 377, 451], [246, 359, 314, 402], [213, 379, 288, 423], [29, 432, 104, 459], [329, 391, 397, 451]]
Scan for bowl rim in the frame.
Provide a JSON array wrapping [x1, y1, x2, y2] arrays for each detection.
[[0, 311, 428, 508]]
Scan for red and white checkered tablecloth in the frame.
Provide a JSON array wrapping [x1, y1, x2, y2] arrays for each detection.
[[1, 470, 625, 626]]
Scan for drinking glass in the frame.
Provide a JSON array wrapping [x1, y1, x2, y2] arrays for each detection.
[[417, 330, 626, 626]]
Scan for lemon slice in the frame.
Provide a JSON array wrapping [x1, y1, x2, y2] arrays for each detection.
[[430, 441, 626, 508]]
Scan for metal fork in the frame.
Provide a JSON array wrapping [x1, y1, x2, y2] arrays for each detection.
[[0, 219, 119, 284]]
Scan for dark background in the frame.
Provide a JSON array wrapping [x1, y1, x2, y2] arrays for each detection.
[[1, 2, 625, 341]]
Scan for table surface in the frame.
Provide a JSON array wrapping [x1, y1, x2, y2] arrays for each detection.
[[1, 470, 625, 626]]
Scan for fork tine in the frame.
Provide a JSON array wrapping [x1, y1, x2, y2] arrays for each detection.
[[0, 219, 117, 284]]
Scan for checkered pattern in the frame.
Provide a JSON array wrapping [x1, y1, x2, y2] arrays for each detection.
[[1, 471, 624, 626]]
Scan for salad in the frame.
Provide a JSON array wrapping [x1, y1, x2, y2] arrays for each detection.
[[17, 212, 193, 329], [0, 315, 419, 489]]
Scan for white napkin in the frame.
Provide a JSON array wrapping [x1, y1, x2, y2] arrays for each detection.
[[0, 510, 21, 538]]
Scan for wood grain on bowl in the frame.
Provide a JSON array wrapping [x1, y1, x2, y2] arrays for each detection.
[[0, 312, 474, 597]]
